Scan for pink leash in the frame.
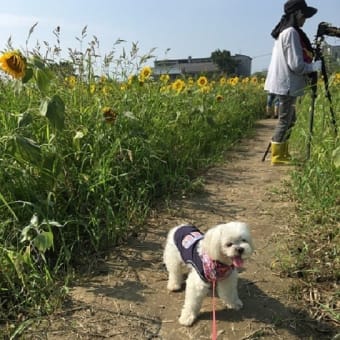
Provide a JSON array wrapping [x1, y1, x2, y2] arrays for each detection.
[[211, 279, 217, 340]]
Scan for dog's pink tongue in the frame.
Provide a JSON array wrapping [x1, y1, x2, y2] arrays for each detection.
[[232, 256, 244, 268]]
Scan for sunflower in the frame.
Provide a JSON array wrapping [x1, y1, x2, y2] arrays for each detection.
[[160, 74, 170, 84], [66, 75, 76, 88], [0, 50, 26, 79], [197, 76, 208, 87], [229, 77, 239, 86], [251, 77, 258, 85], [216, 94, 224, 102], [219, 76, 227, 86], [242, 77, 249, 84], [335, 73, 340, 85], [139, 66, 152, 81], [100, 75, 107, 83], [102, 107, 117, 124], [171, 79, 185, 93]]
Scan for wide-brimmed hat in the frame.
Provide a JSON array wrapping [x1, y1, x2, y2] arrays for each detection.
[[284, 0, 317, 18]]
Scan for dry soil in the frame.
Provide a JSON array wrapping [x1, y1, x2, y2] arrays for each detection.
[[24, 119, 336, 340]]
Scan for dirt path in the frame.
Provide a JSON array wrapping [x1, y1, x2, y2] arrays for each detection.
[[26, 119, 332, 339]]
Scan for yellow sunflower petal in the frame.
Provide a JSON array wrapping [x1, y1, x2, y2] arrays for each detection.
[[0, 51, 26, 79]]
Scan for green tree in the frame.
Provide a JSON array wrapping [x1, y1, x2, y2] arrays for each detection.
[[211, 49, 239, 75], [48, 60, 76, 80]]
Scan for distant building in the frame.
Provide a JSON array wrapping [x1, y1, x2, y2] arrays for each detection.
[[233, 54, 252, 77], [323, 42, 340, 63], [153, 53, 252, 78]]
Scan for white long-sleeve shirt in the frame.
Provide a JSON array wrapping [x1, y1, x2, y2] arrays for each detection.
[[264, 27, 314, 97]]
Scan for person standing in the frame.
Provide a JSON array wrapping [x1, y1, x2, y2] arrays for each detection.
[[264, 0, 321, 165]]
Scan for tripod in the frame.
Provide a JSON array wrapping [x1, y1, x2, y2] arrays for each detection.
[[306, 33, 338, 159]]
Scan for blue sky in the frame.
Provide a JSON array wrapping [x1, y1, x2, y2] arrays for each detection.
[[0, 0, 339, 73]]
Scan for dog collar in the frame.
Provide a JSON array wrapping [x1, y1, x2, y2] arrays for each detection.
[[201, 253, 234, 282]]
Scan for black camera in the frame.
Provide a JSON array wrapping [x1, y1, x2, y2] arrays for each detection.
[[316, 22, 340, 38]]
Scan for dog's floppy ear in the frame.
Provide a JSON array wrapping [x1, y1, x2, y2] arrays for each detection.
[[202, 225, 222, 259]]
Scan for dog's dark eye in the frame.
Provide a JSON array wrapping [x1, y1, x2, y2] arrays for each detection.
[[226, 242, 233, 247], [242, 239, 247, 243]]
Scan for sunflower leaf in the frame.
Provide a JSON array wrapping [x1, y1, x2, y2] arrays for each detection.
[[31, 55, 46, 69], [22, 68, 33, 83], [14, 135, 42, 165], [33, 231, 54, 253], [40, 95, 65, 130], [18, 112, 33, 128], [34, 68, 51, 93]]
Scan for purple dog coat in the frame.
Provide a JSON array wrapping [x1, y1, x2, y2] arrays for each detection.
[[174, 224, 234, 283]]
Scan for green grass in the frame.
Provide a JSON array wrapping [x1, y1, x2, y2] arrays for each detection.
[[276, 76, 340, 328], [0, 33, 267, 336]]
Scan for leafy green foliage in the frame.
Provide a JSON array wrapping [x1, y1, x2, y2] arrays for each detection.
[[277, 79, 339, 325], [0, 34, 266, 336], [40, 95, 65, 130], [211, 49, 239, 74]]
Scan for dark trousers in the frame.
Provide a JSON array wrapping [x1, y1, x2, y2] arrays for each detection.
[[272, 95, 297, 142]]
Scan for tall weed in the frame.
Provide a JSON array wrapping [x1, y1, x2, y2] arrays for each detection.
[[0, 27, 266, 331], [279, 76, 339, 325]]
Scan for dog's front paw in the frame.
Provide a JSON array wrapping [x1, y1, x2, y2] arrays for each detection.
[[167, 282, 182, 292], [179, 312, 196, 326], [225, 298, 243, 310]]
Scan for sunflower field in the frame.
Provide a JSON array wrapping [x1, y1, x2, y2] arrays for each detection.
[[0, 35, 266, 328], [0, 27, 339, 335]]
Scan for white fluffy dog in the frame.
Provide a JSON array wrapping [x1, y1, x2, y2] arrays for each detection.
[[163, 221, 253, 326]]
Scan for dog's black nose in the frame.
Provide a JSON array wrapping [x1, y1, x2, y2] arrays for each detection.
[[237, 247, 244, 254]]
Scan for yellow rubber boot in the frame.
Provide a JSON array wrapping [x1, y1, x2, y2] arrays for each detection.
[[283, 141, 292, 160], [271, 141, 291, 165]]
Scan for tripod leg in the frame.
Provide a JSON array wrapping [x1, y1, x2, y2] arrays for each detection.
[[261, 142, 271, 162], [306, 70, 318, 160], [307, 95, 316, 160], [320, 56, 338, 136]]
